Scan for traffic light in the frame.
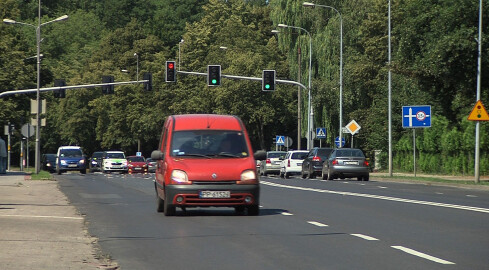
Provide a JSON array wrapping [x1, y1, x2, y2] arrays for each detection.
[[53, 79, 66, 98], [102, 76, 114, 94], [166, 61, 176, 82], [207, 65, 221, 86], [143, 72, 152, 91], [8, 123, 15, 135], [262, 70, 276, 91]]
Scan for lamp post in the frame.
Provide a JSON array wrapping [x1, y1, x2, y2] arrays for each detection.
[[272, 29, 302, 150], [3, 9, 68, 174], [134, 53, 139, 81], [178, 39, 184, 71], [303, 2, 343, 148], [278, 23, 313, 150]]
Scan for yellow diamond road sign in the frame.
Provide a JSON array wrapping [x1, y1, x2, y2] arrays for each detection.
[[468, 100, 489, 121], [346, 120, 361, 135]]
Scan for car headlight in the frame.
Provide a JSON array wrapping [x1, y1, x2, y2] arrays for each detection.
[[128, 164, 134, 167], [238, 169, 258, 184], [171, 170, 189, 184], [80, 159, 85, 164], [91, 160, 97, 165], [60, 160, 67, 165]]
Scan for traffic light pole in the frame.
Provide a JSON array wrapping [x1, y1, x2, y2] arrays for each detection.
[[177, 71, 307, 90], [0, 80, 149, 98]]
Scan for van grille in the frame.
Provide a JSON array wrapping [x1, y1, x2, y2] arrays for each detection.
[[192, 181, 236, 185]]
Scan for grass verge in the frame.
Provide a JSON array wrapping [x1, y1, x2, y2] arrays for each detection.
[[374, 174, 489, 186]]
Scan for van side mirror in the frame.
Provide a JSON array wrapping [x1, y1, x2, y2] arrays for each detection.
[[151, 150, 164, 160], [254, 150, 266, 160]]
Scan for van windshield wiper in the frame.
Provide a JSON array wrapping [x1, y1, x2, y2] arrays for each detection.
[[207, 153, 240, 158], [177, 154, 212, 159]]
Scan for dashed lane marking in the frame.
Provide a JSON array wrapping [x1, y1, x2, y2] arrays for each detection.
[[281, 212, 294, 216], [261, 181, 489, 214], [391, 246, 455, 265], [307, 221, 329, 227], [350, 234, 379, 241]]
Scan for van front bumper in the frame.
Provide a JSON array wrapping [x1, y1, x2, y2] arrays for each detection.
[[162, 183, 260, 208]]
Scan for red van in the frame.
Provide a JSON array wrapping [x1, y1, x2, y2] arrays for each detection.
[[151, 114, 266, 216]]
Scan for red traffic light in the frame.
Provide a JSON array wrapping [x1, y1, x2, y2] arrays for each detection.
[[168, 62, 174, 69]]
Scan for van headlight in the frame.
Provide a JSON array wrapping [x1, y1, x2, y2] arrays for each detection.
[[79, 159, 85, 164], [60, 160, 67, 165], [171, 170, 189, 184], [238, 170, 258, 184]]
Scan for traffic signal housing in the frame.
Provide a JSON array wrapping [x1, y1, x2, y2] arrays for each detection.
[[166, 61, 176, 82], [102, 76, 114, 94], [53, 79, 66, 98], [143, 72, 152, 91], [262, 70, 276, 91], [207, 65, 221, 86]]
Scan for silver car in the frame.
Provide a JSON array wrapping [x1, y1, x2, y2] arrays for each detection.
[[259, 151, 287, 176], [322, 148, 369, 181]]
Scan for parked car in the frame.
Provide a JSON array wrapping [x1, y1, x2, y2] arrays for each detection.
[[151, 114, 266, 216], [301, 147, 333, 179], [127, 155, 148, 174], [55, 146, 86, 175], [41, 153, 57, 173], [259, 151, 287, 176], [102, 151, 128, 174], [146, 158, 156, 173], [89, 151, 104, 172], [279, 150, 309, 179], [321, 148, 370, 181]]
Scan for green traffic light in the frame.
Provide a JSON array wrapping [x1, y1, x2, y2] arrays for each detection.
[[212, 79, 217, 84], [265, 84, 270, 89]]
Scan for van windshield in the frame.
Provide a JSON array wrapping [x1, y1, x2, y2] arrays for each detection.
[[171, 130, 249, 158]]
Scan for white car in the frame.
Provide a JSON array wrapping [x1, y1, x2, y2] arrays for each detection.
[[102, 151, 128, 173], [279, 150, 309, 179]]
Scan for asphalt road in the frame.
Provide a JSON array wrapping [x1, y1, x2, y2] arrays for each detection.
[[57, 172, 489, 270]]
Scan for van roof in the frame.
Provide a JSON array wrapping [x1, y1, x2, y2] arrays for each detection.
[[172, 114, 243, 131]]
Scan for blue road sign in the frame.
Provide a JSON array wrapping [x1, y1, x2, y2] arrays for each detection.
[[316, 128, 327, 139], [402, 105, 431, 128], [335, 136, 346, 147], [276, 135, 285, 146]]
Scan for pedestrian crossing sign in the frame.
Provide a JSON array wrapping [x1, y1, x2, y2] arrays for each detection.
[[468, 100, 489, 121], [316, 128, 327, 139], [276, 135, 285, 145]]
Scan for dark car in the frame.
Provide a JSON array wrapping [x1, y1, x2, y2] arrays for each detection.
[[321, 148, 369, 181], [41, 154, 57, 173], [89, 151, 104, 172], [301, 147, 333, 179]]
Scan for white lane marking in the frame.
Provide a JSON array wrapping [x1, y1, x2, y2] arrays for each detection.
[[261, 181, 489, 214], [281, 212, 294, 216], [0, 214, 83, 220], [435, 192, 444, 195], [350, 234, 379, 241], [378, 186, 388, 189], [466, 195, 477, 198], [307, 221, 329, 227], [391, 246, 455, 265]]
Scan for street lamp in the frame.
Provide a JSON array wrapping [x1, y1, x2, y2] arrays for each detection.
[[178, 39, 184, 71], [303, 2, 343, 148], [3, 11, 68, 174], [277, 23, 313, 150], [134, 53, 139, 81]]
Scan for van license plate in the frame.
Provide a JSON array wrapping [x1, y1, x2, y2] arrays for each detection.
[[199, 191, 231, 198]]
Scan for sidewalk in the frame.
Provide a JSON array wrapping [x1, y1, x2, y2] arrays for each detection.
[[0, 171, 118, 270]]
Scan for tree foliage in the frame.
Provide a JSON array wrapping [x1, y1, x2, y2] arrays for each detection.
[[0, 0, 487, 175]]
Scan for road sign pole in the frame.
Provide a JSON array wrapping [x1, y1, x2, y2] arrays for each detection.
[[413, 128, 416, 177]]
